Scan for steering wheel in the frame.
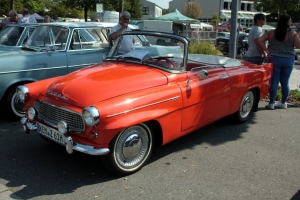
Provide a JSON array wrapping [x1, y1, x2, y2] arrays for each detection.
[[155, 58, 175, 69]]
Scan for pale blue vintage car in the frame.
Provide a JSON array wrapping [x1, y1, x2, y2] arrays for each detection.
[[0, 23, 38, 51], [0, 22, 137, 118]]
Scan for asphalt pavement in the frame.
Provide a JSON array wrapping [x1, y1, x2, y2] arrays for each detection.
[[0, 63, 300, 200]]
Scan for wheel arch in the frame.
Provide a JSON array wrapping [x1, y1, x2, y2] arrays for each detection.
[[252, 87, 261, 112], [2, 79, 36, 101]]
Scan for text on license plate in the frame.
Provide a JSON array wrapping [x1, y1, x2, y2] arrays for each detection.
[[37, 123, 65, 145]]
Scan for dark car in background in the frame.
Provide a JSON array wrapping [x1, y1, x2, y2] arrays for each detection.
[[216, 33, 249, 56]]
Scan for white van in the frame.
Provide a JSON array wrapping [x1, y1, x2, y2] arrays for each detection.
[[135, 20, 173, 33], [94, 11, 119, 23]]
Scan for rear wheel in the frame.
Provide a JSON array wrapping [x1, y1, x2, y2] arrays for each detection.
[[102, 123, 153, 176], [234, 90, 256, 123]]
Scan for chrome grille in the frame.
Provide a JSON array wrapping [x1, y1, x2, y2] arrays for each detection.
[[35, 101, 84, 132]]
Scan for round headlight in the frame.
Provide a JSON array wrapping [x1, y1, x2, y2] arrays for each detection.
[[27, 107, 36, 120], [82, 106, 100, 127], [16, 85, 29, 102], [57, 120, 68, 134]]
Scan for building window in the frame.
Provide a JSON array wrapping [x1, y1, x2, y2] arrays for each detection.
[[142, 7, 149, 15], [224, 2, 228, 9], [247, 4, 251, 11], [241, 3, 245, 11]]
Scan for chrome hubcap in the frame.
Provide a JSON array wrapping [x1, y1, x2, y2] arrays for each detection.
[[122, 134, 142, 159], [115, 125, 151, 169], [240, 91, 254, 118]]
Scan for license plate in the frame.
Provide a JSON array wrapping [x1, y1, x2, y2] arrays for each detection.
[[37, 122, 65, 145], [218, 42, 225, 45]]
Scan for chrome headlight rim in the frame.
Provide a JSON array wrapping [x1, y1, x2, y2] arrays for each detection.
[[57, 120, 68, 135], [27, 107, 36, 120], [82, 106, 100, 127], [16, 85, 29, 102]]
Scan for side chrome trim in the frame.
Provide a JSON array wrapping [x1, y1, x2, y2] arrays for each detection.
[[220, 75, 229, 80], [106, 96, 180, 118], [0, 66, 67, 75]]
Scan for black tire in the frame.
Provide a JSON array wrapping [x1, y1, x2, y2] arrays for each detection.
[[4, 87, 26, 119], [234, 90, 256, 123], [102, 123, 153, 176]]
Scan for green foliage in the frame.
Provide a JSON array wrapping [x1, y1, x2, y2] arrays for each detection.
[[289, 89, 300, 98], [124, 0, 142, 19], [21, 0, 45, 13], [255, 0, 300, 22], [188, 41, 221, 55], [162, 9, 169, 15], [210, 13, 220, 28]]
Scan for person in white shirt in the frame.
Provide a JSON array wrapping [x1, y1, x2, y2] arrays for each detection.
[[245, 13, 266, 65], [110, 11, 135, 55]]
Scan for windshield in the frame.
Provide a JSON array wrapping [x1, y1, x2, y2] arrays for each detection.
[[107, 32, 186, 71], [0, 26, 24, 46], [26, 25, 70, 50]]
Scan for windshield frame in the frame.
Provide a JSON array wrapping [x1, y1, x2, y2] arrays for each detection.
[[25, 25, 70, 51], [106, 31, 189, 73]]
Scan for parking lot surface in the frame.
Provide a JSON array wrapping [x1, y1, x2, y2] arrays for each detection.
[[0, 100, 300, 200]]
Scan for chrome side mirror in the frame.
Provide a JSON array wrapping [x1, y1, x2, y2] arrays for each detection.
[[198, 69, 208, 79]]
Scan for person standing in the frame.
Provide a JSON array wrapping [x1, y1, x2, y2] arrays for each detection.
[[44, 15, 51, 23], [258, 14, 300, 109], [245, 13, 267, 65], [1, 10, 18, 30], [18, 8, 37, 24], [109, 11, 135, 55]]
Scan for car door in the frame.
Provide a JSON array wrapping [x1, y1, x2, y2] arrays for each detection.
[[179, 66, 231, 131], [66, 28, 110, 73]]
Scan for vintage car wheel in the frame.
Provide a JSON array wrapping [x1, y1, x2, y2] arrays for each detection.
[[234, 90, 256, 123], [5, 88, 25, 119], [239, 47, 247, 56], [102, 123, 153, 176]]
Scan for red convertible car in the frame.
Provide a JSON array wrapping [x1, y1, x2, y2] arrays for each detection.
[[18, 31, 272, 175]]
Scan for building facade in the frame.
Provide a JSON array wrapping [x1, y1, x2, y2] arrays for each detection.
[[169, 0, 265, 27], [140, 0, 163, 20]]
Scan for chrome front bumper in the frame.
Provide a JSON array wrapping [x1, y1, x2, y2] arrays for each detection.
[[20, 117, 110, 156]]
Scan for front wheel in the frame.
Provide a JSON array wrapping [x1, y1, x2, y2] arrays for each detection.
[[234, 90, 256, 123], [4, 87, 25, 119], [102, 123, 153, 176]]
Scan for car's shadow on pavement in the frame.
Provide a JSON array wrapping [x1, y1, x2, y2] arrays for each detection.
[[0, 104, 257, 199]]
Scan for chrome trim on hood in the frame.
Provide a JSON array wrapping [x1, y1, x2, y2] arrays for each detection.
[[106, 96, 180, 118]]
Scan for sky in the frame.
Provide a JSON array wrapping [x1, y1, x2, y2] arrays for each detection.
[[146, 0, 170, 9]]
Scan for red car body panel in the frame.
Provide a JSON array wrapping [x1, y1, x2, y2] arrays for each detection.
[[23, 60, 272, 148]]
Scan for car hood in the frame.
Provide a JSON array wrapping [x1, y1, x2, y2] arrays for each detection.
[[45, 61, 168, 107]]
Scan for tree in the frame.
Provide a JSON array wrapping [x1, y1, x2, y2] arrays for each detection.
[[183, 0, 202, 19], [162, 9, 169, 15], [210, 13, 220, 29], [21, 0, 45, 14], [255, 0, 300, 21], [124, 0, 142, 19], [1, 0, 23, 16], [44, 0, 84, 20]]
